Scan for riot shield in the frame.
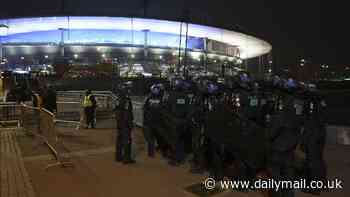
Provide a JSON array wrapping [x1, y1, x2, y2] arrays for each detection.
[[205, 103, 268, 170], [156, 109, 186, 147]]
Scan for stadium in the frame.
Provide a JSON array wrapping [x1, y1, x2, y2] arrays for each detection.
[[0, 16, 272, 77]]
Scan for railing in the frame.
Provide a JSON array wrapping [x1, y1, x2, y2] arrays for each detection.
[[56, 91, 144, 126], [132, 101, 143, 127], [21, 104, 74, 170], [0, 102, 22, 128]]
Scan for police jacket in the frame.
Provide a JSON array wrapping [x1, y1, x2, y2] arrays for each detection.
[[166, 90, 191, 122], [143, 95, 164, 126], [115, 96, 134, 130]]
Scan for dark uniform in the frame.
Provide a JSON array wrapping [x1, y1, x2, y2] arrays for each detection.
[[269, 90, 301, 197], [43, 86, 57, 113], [166, 85, 191, 166], [115, 93, 135, 164], [188, 90, 206, 173], [301, 92, 327, 194], [143, 92, 164, 157]]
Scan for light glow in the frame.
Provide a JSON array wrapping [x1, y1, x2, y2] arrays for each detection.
[[0, 16, 272, 59]]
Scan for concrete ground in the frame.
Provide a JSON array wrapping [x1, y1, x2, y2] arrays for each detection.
[[6, 125, 350, 197]]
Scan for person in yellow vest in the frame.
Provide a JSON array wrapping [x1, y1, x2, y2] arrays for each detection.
[[82, 89, 97, 129]]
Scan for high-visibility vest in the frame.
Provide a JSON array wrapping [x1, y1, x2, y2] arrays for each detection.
[[82, 95, 93, 107]]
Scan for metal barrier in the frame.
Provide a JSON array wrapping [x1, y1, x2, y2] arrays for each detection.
[[56, 101, 81, 121], [21, 105, 74, 170], [57, 91, 142, 127], [56, 91, 118, 128], [133, 101, 143, 127], [0, 102, 21, 128]]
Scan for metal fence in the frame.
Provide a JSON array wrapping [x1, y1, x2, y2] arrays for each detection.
[[56, 91, 144, 127], [21, 105, 74, 170], [0, 102, 22, 128]]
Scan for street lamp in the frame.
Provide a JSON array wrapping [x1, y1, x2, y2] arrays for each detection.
[[0, 24, 9, 63]]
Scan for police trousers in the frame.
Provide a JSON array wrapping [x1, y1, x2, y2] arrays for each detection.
[[116, 127, 132, 161]]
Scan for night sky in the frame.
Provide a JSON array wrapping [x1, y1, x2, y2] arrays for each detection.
[[0, 0, 339, 67]]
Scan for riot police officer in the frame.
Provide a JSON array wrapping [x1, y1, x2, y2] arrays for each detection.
[[115, 83, 135, 164], [143, 83, 164, 158], [187, 80, 206, 174], [268, 78, 300, 197], [301, 84, 327, 194], [166, 78, 191, 166]]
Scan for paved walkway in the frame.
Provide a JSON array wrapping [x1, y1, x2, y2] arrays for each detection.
[[2, 126, 350, 197], [0, 130, 36, 197]]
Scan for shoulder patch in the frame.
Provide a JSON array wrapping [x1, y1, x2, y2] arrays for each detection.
[[176, 99, 186, 104]]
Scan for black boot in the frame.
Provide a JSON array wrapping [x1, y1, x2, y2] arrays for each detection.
[[123, 142, 136, 164]]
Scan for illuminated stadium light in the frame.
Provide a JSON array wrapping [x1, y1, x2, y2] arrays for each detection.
[[0, 16, 271, 59], [44, 55, 49, 59], [159, 55, 163, 60], [0, 24, 9, 36]]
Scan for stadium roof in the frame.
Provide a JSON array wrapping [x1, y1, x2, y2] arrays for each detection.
[[0, 16, 272, 59]]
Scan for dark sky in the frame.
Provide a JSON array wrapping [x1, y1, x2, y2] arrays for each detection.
[[0, 0, 340, 66]]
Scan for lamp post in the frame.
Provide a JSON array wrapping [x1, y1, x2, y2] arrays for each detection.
[[0, 24, 9, 64], [58, 28, 66, 57]]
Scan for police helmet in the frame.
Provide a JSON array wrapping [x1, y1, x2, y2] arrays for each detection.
[[285, 78, 297, 89], [173, 78, 185, 91], [207, 82, 219, 94], [150, 83, 164, 96], [240, 73, 250, 83], [272, 75, 281, 87]]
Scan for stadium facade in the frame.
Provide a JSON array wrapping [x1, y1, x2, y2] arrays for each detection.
[[0, 16, 272, 76]]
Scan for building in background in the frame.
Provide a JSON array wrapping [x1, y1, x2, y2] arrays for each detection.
[[0, 17, 272, 78]]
